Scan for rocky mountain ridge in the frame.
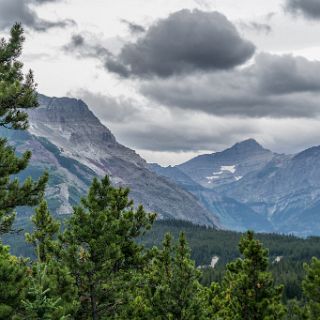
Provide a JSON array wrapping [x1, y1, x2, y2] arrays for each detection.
[[7, 95, 219, 227], [151, 139, 320, 236]]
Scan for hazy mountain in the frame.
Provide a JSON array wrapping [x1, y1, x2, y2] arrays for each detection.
[[151, 139, 320, 236], [219, 145, 320, 235], [6, 95, 219, 227], [178, 139, 275, 188], [149, 141, 276, 233]]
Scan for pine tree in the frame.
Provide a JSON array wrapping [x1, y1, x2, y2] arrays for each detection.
[[0, 23, 48, 319], [26, 200, 60, 263], [218, 231, 286, 320], [0, 23, 38, 130], [24, 201, 78, 319], [285, 300, 307, 320], [0, 23, 48, 234], [124, 232, 207, 320], [61, 176, 156, 320], [22, 264, 67, 320], [0, 243, 28, 319], [302, 257, 320, 319]]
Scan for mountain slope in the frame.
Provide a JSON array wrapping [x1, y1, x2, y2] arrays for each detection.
[[151, 139, 320, 236], [178, 139, 275, 188], [219, 146, 320, 235], [8, 95, 219, 227]]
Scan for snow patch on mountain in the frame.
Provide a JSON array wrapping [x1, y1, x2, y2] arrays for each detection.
[[221, 165, 236, 173], [206, 165, 237, 183]]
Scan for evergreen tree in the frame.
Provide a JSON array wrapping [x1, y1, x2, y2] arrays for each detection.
[[0, 23, 48, 234], [302, 257, 320, 319], [25, 201, 78, 319], [0, 23, 38, 130], [0, 23, 48, 319], [61, 176, 156, 320], [26, 200, 60, 262], [285, 300, 307, 320], [0, 243, 28, 319], [22, 264, 67, 320], [218, 231, 286, 320], [124, 232, 207, 320]]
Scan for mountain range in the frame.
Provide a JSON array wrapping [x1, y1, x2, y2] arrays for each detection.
[[5, 95, 218, 228], [151, 139, 320, 236], [6, 94, 320, 236]]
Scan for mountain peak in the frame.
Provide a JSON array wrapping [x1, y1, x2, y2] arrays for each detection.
[[229, 138, 268, 153], [28, 94, 118, 148], [35, 94, 96, 122]]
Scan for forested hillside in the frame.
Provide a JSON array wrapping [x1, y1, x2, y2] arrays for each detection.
[[141, 220, 320, 302]]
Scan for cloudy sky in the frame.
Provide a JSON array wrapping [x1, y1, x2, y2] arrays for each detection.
[[2, 0, 320, 165]]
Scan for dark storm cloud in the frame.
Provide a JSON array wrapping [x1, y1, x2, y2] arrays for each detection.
[[141, 53, 320, 118], [121, 19, 146, 34], [64, 34, 130, 76], [0, 0, 75, 31], [256, 54, 320, 94], [285, 0, 320, 19], [105, 9, 255, 78]]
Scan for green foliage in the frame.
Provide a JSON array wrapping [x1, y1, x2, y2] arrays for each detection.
[[0, 24, 48, 234], [25, 202, 78, 319], [0, 23, 38, 130], [124, 232, 207, 320], [26, 200, 60, 262], [0, 22, 50, 319], [302, 257, 320, 319], [285, 300, 307, 320], [0, 243, 27, 318], [142, 220, 320, 302], [61, 176, 156, 319], [218, 231, 286, 320], [22, 263, 68, 320]]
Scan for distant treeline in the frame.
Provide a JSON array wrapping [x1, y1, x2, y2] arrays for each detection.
[[141, 219, 320, 302]]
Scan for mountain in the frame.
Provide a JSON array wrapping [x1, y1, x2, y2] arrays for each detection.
[[150, 140, 277, 232], [5, 95, 219, 227], [150, 139, 320, 236], [9, 94, 320, 236], [219, 146, 320, 235], [178, 139, 275, 188]]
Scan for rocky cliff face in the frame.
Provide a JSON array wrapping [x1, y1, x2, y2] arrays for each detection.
[[151, 139, 320, 236], [12, 95, 219, 227]]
